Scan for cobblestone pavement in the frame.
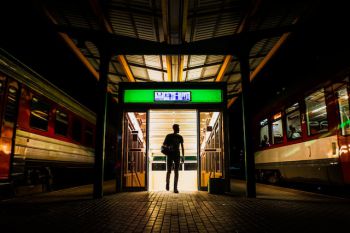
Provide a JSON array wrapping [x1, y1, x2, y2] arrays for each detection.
[[0, 187, 349, 233]]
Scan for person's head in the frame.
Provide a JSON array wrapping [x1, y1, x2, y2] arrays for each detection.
[[289, 125, 296, 132], [173, 124, 180, 133]]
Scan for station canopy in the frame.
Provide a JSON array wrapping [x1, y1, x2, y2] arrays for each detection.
[[41, 0, 315, 107]]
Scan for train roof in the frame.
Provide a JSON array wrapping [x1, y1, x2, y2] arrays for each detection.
[[0, 48, 96, 124]]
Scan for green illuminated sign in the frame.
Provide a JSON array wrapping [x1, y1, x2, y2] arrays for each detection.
[[124, 89, 222, 103]]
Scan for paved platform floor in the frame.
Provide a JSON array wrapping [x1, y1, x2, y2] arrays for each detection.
[[0, 180, 349, 233]]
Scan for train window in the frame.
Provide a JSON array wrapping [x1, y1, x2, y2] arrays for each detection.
[[84, 126, 94, 147], [55, 110, 68, 136], [337, 87, 350, 135], [272, 112, 284, 144], [72, 119, 82, 142], [286, 103, 302, 140], [30, 97, 50, 131], [259, 118, 270, 147], [305, 89, 329, 135], [4, 86, 18, 123]]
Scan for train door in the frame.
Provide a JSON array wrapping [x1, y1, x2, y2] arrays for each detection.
[[148, 110, 197, 191], [122, 112, 147, 190], [334, 81, 350, 184], [0, 76, 20, 181], [199, 111, 224, 190]]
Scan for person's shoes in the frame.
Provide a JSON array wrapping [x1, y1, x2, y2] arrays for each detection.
[[174, 189, 179, 193], [166, 184, 169, 191]]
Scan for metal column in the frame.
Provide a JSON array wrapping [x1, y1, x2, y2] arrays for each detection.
[[223, 109, 231, 192], [239, 51, 256, 198], [93, 49, 111, 199]]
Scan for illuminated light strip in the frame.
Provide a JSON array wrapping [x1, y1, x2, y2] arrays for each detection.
[[310, 105, 326, 113], [200, 112, 220, 151], [127, 112, 144, 143]]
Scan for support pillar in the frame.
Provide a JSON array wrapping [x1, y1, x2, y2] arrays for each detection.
[[93, 48, 111, 199], [239, 51, 256, 198], [223, 109, 231, 192], [115, 105, 123, 193]]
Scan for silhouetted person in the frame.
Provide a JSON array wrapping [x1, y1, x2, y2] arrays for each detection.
[[163, 124, 184, 193], [261, 134, 270, 147]]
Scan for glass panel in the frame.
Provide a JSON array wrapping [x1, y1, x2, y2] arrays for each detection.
[[123, 112, 147, 189], [84, 126, 94, 146], [337, 86, 350, 135], [286, 103, 302, 140], [305, 89, 328, 135], [272, 113, 283, 144], [199, 111, 223, 190], [4, 86, 18, 123], [260, 119, 270, 147], [72, 119, 82, 142], [30, 96, 50, 131], [55, 110, 68, 136]]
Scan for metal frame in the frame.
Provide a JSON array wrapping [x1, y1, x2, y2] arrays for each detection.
[[117, 82, 229, 191]]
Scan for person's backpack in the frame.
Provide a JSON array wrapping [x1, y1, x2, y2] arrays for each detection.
[[161, 145, 171, 156]]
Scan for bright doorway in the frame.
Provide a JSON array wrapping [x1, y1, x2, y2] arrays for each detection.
[[148, 109, 197, 191]]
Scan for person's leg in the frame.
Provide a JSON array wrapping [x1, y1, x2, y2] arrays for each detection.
[[166, 156, 173, 191], [173, 156, 180, 193]]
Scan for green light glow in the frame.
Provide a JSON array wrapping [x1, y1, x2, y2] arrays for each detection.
[[339, 119, 350, 129], [124, 89, 222, 103]]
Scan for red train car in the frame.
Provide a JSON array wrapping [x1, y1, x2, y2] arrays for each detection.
[[0, 48, 96, 190], [254, 72, 350, 186]]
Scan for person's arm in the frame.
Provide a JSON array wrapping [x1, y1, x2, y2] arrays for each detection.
[[163, 135, 168, 146], [181, 142, 185, 163]]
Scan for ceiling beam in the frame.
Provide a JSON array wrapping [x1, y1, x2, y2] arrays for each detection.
[[215, 55, 232, 82], [43, 8, 99, 81], [188, 6, 240, 19], [166, 56, 172, 82], [108, 5, 162, 18], [55, 23, 296, 55], [227, 96, 238, 108], [161, 0, 172, 82], [227, 32, 291, 108], [178, 0, 189, 82], [118, 55, 136, 82], [178, 55, 184, 82], [214, 1, 262, 84], [89, 0, 135, 83], [226, 0, 263, 107], [250, 33, 290, 81], [127, 62, 166, 73]]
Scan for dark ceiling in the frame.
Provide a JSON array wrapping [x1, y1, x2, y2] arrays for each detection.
[[2, 0, 348, 113]]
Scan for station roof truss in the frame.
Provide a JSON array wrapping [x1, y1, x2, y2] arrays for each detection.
[[41, 0, 315, 107]]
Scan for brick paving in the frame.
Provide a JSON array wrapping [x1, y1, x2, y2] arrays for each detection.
[[0, 186, 350, 233]]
